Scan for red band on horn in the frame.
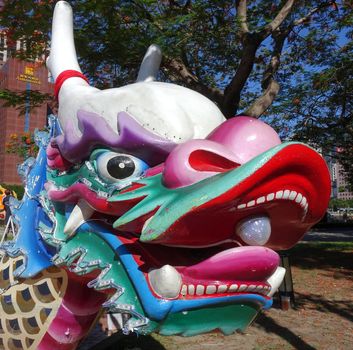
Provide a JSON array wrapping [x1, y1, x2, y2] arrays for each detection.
[[54, 70, 89, 99]]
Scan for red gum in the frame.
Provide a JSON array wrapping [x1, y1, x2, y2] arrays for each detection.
[[48, 183, 141, 216]]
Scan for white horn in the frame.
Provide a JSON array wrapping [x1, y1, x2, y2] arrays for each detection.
[[47, 1, 83, 81], [136, 44, 162, 83], [49, 1, 225, 149]]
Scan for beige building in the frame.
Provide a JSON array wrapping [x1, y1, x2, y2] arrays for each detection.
[[331, 161, 353, 200]]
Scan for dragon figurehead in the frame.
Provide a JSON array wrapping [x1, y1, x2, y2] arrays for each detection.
[[0, 2, 330, 349]]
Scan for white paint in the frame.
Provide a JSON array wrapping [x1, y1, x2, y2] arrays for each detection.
[[48, 2, 225, 146], [148, 265, 182, 299], [196, 285, 205, 295], [63, 199, 95, 237], [188, 285, 195, 296], [276, 191, 283, 199], [238, 284, 247, 292], [136, 44, 162, 82], [206, 285, 217, 295], [217, 285, 228, 293], [282, 190, 290, 199], [267, 193, 275, 201], [256, 196, 265, 204], [266, 267, 286, 297], [228, 284, 238, 292], [247, 200, 255, 207], [289, 191, 297, 200], [295, 193, 303, 203]]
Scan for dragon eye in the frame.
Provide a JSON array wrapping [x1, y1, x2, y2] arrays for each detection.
[[96, 152, 148, 183]]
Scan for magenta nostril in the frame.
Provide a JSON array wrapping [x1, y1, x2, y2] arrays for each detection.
[[189, 150, 240, 173], [162, 139, 243, 189]]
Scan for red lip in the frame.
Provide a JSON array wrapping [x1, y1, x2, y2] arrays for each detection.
[[140, 144, 331, 250]]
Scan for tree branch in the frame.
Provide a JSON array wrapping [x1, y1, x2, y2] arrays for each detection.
[[222, 33, 262, 117], [163, 57, 224, 105], [293, 1, 335, 26], [222, 1, 296, 117], [236, 0, 249, 34], [245, 30, 288, 117], [262, 0, 295, 36]]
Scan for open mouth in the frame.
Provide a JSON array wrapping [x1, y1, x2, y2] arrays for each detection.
[[107, 231, 282, 300], [45, 181, 283, 301], [45, 142, 329, 308]]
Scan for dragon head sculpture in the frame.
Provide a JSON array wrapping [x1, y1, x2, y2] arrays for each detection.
[[0, 2, 331, 349]]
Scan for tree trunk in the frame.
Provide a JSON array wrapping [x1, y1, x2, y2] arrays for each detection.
[[222, 34, 261, 118]]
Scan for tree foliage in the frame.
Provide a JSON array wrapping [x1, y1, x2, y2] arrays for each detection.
[[0, 0, 352, 183], [5, 132, 39, 159], [0, 89, 53, 115]]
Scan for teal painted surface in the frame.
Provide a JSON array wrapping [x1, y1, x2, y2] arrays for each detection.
[[148, 303, 260, 336], [110, 142, 301, 241], [52, 229, 145, 315]]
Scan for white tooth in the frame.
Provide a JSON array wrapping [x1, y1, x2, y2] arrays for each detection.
[[188, 285, 195, 295], [289, 191, 297, 200], [247, 285, 257, 291], [148, 265, 182, 299], [237, 204, 246, 209], [295, 193, 303, 203], [276, 190, 283, 199], [301, 197, 307, 207], [63, 199, 95, 237], [196, 285, 205, 295], [266, 267, 286, 297], [217, 285, 228, 293], [228, 284, 238, 292], [256, 285, 264, 291], [267, 193, 275, 201], [206, 285, 217, 294], [283, 190, 290, 199], [304, 203, 308, 214], [247, 200, 255, 207], [256, 196, 265, 204], [181, 285, 187, 296], [238, 284, 247, 292]]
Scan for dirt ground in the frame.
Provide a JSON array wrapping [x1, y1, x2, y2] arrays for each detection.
[[88, 242, 353, 350]]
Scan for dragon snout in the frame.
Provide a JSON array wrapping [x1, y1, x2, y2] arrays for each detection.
[[162, 116, 281, 189]]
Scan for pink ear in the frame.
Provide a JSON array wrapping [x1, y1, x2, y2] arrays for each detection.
[[207, 116, 281, 163]]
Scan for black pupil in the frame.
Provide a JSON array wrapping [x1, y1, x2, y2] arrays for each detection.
[[107, 156, 135, 179]]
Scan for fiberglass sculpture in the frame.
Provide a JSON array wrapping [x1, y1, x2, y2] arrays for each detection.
[[0, 2, 331, 349]]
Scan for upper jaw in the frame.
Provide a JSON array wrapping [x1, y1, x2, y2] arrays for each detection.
[[47, 141, 330, 255], [110, 142, 331, 251]]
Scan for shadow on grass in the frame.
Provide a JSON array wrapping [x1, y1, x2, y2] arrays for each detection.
[[89, 332, 166, 350], [255, 313, 317, 350], [284, 242, 353, 271], [294, 292, 353, 323]]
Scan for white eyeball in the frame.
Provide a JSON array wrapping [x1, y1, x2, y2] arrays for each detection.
[[96, 151, 148, 184], [236, 215, 271, 246]]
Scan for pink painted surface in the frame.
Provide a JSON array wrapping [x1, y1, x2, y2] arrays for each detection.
[[177, 246, 279, 282], [37, 274, 106, 350], [162, 117, 281, 189], [207, 116, 281, 163], [163, 140, 242, 188]]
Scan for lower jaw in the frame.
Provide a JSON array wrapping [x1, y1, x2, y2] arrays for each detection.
[[145, 301, 265, 336]]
